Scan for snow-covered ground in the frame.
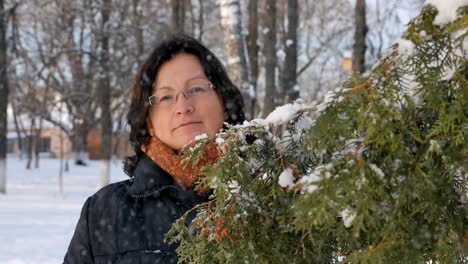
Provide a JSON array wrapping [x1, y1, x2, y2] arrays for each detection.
[[0, 156, 128, 264]]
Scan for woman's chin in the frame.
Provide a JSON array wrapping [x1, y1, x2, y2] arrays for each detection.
[[179, 131, 207, 149]]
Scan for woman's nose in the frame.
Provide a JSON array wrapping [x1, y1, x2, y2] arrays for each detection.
[[175, 93, 194, 114]]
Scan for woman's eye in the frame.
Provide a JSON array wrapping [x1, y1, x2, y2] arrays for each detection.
[[188, 86, 206, 95], [158, 95, 174, 102]]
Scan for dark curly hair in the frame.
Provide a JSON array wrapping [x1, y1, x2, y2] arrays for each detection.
[[123, 34, 245, 177]]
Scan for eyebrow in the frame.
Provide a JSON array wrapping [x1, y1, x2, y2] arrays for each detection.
[[155, 75, 208, 91]]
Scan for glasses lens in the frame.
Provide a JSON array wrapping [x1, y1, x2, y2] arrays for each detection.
[[150, 81, 213, 107], [152, 91, 175, 106], [185, 82, 211, 97]]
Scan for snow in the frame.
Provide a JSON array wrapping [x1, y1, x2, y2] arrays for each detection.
[[253, 139, 264, 146], [0, 156, 127, 264], [7, 131, 26, 139], [278, 168, 295, 188], [279, 115, 314, 145], [428, 140, 441, 153], [452, 29, 467, 58], [264, 100, 312, 127], [316, 90, 336, 113], [248, 158, 261, 171], [340, 208, 356, 228], [227, 180, 240, 194], [233, 99, 313, 129], [227, 56, 241, 65], [219, 0, 241, 27], [441, 67, 456, 81], [462, 36, 468, 52], [276, 48, 286, 61], [424, 0, 468, 26], [343, 138, 366, 156], [194, 133, 208, 141], [246, 84, 256, 98], [215, 137, 225, 145], [401, 73, 422, 106], [343, 50, 352, 58], [397, 38, 416, 56], [295, 116, 314, 131], [297, 170, 321, 193], [369, 163, 385, 178], [0, 159, 5, 193], [296, 164, 334, 193]]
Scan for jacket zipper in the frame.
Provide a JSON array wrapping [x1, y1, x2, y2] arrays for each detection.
[[130, 184, 178, 199]]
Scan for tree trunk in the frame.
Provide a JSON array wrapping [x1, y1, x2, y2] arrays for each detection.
[[132, 0, 144, 65], [26, 117, 35, 170], [261, 0, 277, 117], [72, 121, 88, 165], [247, 0, 259, 118], [0, 0, 7, 194], [11, 100, 23, 158], [352, 0, 367, 74], [34, 117, 43, 169], [282, 0, 299, 103], [112, 115, 123, 159], [188, 0, 195, 36], [197, 0, 204, 40], [100, 0, 112, 187], [61, 5, 90, 166], [59, 109, 64, 194], [219, 0, 252, 120], [171, 0, 186, 33]]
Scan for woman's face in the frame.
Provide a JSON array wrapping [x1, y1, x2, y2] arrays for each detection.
[[148, 53, 225, 151]]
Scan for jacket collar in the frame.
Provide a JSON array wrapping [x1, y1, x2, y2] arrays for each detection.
[[128, 154, 178, 198], [128, 154, 212, 206]]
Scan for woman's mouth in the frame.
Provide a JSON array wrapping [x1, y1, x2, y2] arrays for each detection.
[[174, 122, 202, 131]]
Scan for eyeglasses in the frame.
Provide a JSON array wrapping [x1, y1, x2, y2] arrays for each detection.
[[148, 81, 215, 108]]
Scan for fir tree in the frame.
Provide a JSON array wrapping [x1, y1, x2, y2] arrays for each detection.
[[168, 3, 467, 263]]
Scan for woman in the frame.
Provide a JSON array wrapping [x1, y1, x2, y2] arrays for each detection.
[[63, 34, 245, 264]]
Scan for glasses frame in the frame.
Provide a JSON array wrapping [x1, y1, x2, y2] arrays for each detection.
[[148, 81, 215, 107]]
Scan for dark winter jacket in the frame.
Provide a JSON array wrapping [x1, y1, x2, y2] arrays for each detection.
[[63, 154, 210, 264]]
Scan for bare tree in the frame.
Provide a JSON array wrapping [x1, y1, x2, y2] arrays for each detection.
[[366, 0, 423, 66], [32, 81, 52, 169], [34, 115, 44, 168], [296, 0, 353, 101], [0, 0, 9, 194], [261, 0, 277, 117], [352, 0, 367, 74], [56, 0, 97, 165], [197, 0, 204, 39], [246, 0, 259, 118], [132, 0, 145, 65], [99, 0, 112, 187], [0, 0, 419, 180], [282, 0, 299, 103], [10, 99, 23, 157], [219, 0, 252, 119], [25, 115, 35, 169], [10, 0, 172, 171], [171, 0, 186, 33]]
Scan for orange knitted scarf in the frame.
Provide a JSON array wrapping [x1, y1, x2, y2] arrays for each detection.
[[141, 135, 219, 192]]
